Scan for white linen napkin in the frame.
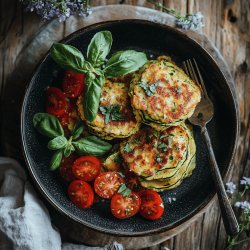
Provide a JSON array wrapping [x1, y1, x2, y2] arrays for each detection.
[[0, 157, 123, 250]]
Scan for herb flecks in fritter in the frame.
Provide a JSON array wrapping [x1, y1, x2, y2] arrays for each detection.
[[78, 80, 141, 140], [130, 56, 201, 131], [120, 124, 196, 191]]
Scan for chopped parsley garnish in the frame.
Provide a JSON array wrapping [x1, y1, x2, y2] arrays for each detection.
[[118, 183, 131, 197], [124, 143, 132, 153], [167, 134, 174, 145], [133, 137, 141, 144], [114, 154, 122, 164], [168, 137, 173, 145], [140, 81, 159, 97], [99, 104, 124, 124], [176, 87, 181, 93], [158, 143, 167, 149], [153, 131, 158, 138], [160, 134, 167, 140], [156, 157, 162, 163]]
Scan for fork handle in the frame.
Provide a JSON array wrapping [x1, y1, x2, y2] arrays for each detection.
[[201, 126, 239, 236]]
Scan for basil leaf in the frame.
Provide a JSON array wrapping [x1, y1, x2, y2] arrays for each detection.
[[122, 188, 132, 197], [83, 73, 105, 122], [47, 136, 68, 150], [118, 183, 127, 193], [118, 183, 132, 197], [87, 31, 112, 67], [50, 43, 85, 73], [71, 121, 84, 140], [50, 150, 63, 171], [33, 113, 64, 139], [99, 105, 124, 124], [73, 136, 112, 156], [64, 144, 75, 157], [140, 81, 159, 97], [104, 50, 147, 78]]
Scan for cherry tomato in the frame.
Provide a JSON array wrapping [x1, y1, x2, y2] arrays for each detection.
[[111, 192, 141, 219], [46, 87, 67, 116], [139, 190, 164, 220], [68, 180, 94, 208], [72, 156, 101, 182], [59, 155, 77, 182], [58, 112, 70, 127], [62, 70, 85, 99], [94, 172, 124, 199]]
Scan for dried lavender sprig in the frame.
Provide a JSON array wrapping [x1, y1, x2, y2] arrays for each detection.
[[20, 0, 92, 22], [225, 177, 250, 249], [146, 0, 204, 31], [226, 181, 236, 195]]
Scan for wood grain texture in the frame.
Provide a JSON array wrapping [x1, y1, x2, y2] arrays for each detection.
[[0, 0, 249, 249]]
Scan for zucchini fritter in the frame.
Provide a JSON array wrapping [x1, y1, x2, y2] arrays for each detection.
[[130, 56, 201, 130], [78, 80, 141, 140], [120, 124, 196, 191]]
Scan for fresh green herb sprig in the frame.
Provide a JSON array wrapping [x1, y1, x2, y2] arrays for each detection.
[[33, 113, 112, 170], [123, 142, 132, 153], [99, 104, 124, 124], [139, 81, 159, 97], [50, 31, 147, 122], [225, 178, 250, 249], [118, 183, 132, 197]]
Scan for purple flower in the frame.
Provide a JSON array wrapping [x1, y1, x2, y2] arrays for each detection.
[[20, 0, 91, 22], [226, 181, 236, 194], [225, 182, 236, 194], [240, 177, 250, 186], [234, 201, 250, 211], [176, 12, 204, 31]]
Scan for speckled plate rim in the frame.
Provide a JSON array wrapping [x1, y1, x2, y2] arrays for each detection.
[[21, 19, 239, 237]]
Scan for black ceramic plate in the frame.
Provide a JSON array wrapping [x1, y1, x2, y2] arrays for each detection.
[[21, 20, 238, 236]]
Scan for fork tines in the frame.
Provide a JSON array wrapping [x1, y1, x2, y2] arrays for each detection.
[[183, 58, 208, 99]]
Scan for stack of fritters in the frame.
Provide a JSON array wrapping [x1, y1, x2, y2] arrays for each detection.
[[120, 125, 196, 191], [77, 56, 201, 192]]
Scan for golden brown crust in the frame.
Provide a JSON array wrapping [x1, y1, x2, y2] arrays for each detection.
[[130, 57, 201, 127], [120, 125, 189, 178], [77, 80, 141, 140]]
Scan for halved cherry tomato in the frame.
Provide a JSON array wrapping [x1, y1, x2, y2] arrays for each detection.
[[46, 87, 67, 116], [139, 190, 164, 220], [94, 172, 124, 199], [111, 192, 141, 219], [62, 70, 85, 98], [68, 180, 94, 208], [59, 155, 77, 182], [72, 156, 101, 182]]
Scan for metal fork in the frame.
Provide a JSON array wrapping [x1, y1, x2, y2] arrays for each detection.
[[183, 58, 239, 236]]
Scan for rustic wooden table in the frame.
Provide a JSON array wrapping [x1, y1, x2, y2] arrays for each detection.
[[0, 0, 250, 249]]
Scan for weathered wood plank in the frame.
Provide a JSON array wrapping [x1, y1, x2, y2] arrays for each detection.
[[0, 1, 249, 249]]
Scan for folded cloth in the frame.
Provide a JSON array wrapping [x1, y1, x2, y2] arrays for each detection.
[[0, 157, 123, 250]]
